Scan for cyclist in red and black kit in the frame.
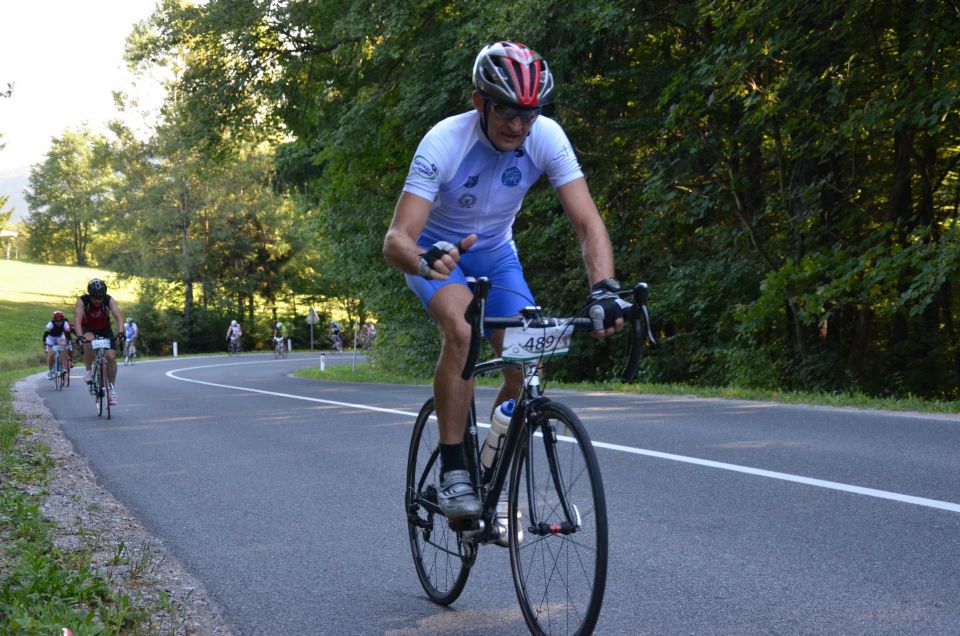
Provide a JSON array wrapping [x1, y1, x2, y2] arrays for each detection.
[[74, 278, 126, 405]]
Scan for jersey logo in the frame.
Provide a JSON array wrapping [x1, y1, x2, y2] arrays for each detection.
[[458, 194, 477, 208], [464, 175, 479, 188], [412, 155, 439, 180], [553, 145, 573, 162], [501, 167, 522, 187]]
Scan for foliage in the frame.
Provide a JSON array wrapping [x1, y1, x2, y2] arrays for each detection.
[[20, 0, 960, 398], [24, 127, 120, 266]]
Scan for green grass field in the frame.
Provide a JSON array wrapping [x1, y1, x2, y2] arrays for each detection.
[[0, 260, 137, 369]]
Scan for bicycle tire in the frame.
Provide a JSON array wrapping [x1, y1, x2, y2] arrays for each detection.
[[53, 357, 63, 391], [508, 401, 608, 636], [405, 398, 471, 605], [95, 362, 104, 417]]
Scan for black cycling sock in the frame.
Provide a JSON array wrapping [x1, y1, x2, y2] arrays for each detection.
[[439, 442, 466, 475]]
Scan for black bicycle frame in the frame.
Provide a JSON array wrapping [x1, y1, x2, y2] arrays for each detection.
[[468, 358, 579, 535]]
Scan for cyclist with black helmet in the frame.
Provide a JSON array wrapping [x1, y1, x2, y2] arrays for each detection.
[[383, 41, 627, 521], [42, 310, 73, 379], [75, 278, 126, 404]]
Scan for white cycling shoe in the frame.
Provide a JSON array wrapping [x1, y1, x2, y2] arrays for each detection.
[[437, 470, 482, 520]]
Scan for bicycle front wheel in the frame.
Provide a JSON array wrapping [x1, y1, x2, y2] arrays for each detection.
[[95, 364, 104, 417], [405, 398, 471, 605], [509, 401, 608, 636], [53, 359, 64, 391]]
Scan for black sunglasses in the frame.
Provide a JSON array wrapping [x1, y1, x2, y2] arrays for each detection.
[[489, 101, 542, 123]]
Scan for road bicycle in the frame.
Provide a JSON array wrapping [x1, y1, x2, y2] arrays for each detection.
[[49, 342, 70, 391], [228, 335, 242, 355], [84, 336, 116, 419], [273, 336, 288, 359], [123, 339, 137, 365], [405, 277, 655, 635]]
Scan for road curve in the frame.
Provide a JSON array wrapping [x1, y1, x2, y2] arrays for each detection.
[[36, 352, 960, 635]]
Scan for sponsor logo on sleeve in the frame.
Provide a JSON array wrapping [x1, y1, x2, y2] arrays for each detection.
[[501, 167, 522, 187], [412, 155, 439, 181], [553, 145, 573, 162]]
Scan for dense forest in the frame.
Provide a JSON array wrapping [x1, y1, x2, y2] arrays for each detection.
[[20, 1, 960, 398]]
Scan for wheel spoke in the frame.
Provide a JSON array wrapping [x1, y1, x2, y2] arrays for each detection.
[[510, 403, 607, 635], [406, 398, 470, 605]]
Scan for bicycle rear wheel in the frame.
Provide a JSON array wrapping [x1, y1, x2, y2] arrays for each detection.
[[508, 401, 608, 636], [405, 398, 471, 605]]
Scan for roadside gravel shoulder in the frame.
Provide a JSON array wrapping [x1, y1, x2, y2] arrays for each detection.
[[13, 378, 235, 635]]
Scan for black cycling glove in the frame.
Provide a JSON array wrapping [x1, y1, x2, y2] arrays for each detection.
[[418, 240, 465, 278], [586, 278, 631, 331]]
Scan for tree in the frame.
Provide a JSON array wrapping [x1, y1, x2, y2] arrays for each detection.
[[25, 127, 119, 265], [108, 0, 960, 396]]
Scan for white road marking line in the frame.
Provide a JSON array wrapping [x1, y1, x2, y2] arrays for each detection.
[[166, 363, 960, 514], [166, 366, 418, 417], [591, 441, 960, 513]]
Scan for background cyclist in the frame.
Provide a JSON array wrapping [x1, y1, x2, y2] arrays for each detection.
[[75, 278, 126, 405], [123, 317, 139, 361], [329, 320, 342, 351], [42, 310, 72, 379], [383, 41, 627, 520], [225, 319, 242, 351], [273, 321, 287, 349]]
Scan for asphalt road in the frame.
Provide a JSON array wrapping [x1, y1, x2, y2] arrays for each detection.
[[37, 352, 960, 635]]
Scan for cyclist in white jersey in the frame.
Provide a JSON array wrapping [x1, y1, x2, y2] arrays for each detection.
[[384, 41, 628, 520]]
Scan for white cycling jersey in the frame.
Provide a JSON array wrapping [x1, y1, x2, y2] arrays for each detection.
[[402, 110, 584, 251]]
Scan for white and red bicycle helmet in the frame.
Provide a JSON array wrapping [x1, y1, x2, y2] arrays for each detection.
[[472, 41, 555, 107]]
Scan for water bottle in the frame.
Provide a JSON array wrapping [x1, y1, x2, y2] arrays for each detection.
[[481, 399, 515, 469]]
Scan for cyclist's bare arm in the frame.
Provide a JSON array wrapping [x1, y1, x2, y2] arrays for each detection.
[[109, 299, 125, 337], [557, 177, 616, 288], [383, 192, 476, 279], [74, 298, 87, 341], [556, 177, 622, 338]]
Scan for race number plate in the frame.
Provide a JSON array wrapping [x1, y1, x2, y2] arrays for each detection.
[[501, 322, 573, 361], [91, 338, 111, 350]]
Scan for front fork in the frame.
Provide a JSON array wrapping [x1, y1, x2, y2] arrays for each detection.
[[524, 410, 581, 536]]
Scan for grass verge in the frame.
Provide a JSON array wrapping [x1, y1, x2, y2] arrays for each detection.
[[296, 362, 960, 415], [0, 365, 172, 634]]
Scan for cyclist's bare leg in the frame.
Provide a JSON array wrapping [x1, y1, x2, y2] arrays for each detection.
[[46, 346, 55, 373], [429, 283, 475, 445], [106, 349, 118, 384], [488, 329, 524, 415], [82, 331, 95, 374]]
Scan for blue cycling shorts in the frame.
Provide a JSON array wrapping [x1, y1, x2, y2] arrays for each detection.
[[405, 240, 536, 319]]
